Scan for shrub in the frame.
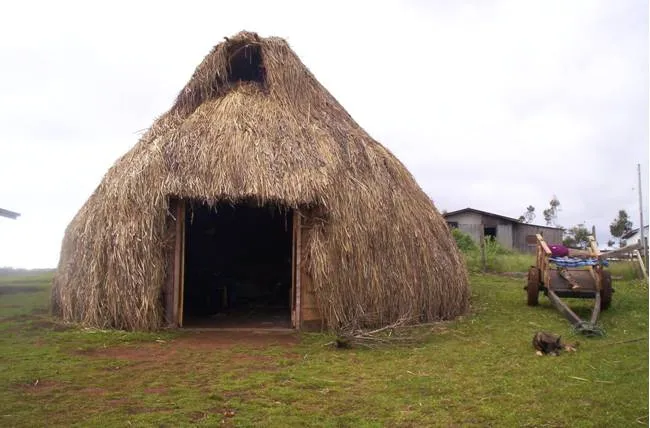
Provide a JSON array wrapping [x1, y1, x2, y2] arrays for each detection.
[[452, 231, 533, 273], [483, 236, 513, 256], [452, 228, 477, 252]]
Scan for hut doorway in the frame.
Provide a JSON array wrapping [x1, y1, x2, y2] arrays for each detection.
[[171, 200, 297, 329]]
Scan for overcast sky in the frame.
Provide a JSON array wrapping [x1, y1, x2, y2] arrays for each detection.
[[0, 0, 648, 268]]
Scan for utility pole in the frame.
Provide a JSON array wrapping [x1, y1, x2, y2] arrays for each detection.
[[638, 164, 647, 269]]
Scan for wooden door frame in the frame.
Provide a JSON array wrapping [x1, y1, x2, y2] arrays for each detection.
[[290, 210, 296, 327], [169, 201, 301, 330], [291, 211, 302, 329], [172, 199, 186, 327]]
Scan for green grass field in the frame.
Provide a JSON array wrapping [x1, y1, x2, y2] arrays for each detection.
[[1, 272, 647, 427]]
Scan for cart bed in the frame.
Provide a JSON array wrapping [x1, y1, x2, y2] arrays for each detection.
[[547, 269, 597, 299]]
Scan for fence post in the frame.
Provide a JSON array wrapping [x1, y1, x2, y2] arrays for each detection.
[[480, 227, 487, 272], [634, 250, 649, 281]]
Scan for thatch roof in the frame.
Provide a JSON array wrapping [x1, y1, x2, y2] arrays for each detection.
[[52, 31, 469, 330]]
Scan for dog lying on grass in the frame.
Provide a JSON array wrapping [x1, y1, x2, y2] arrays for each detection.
[[532, 332, 578, 356]]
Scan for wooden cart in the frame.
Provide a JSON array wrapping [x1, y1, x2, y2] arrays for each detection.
[[525, 234, 613, 336]]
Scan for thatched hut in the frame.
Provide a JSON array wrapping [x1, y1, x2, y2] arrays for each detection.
[[52, 31, 469, 331]]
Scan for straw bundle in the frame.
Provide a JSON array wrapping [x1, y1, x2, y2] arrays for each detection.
[[52, 31, 470, 330]]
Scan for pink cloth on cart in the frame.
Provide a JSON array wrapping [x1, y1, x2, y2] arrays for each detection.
[[548, 244, 569, 257]]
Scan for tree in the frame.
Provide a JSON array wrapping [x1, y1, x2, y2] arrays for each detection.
[[562, 224, 591, 249], [518, 205, 536, 223], [609, 210, 633, 247], [543, 196, 561, 227], [607, 239, 615, 247]]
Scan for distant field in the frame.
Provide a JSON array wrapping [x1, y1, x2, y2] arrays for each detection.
[[0, 272, 647, 427]]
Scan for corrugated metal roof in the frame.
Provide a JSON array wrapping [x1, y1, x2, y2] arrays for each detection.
[[621, 225, 648, 240], [442, 207, 563, 230], [0, 208, 20, 219]]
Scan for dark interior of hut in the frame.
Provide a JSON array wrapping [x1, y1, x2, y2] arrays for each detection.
[[182, 201, 293, 328], [227, 42, 265, 84]]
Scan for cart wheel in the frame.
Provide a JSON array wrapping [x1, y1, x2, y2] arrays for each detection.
[[600, 270, 613, 310], [527, 267, 540, 306]]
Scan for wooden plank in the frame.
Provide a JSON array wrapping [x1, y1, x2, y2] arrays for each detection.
[[587, 236, 600, 290], [634, 250, 649, 281], [178, 201, 186, 327], [172, 201, 183, 326], [536, 240, 549, 287], [601, 242, 642, 260], [164, 199, 177, 325], [301, 307, 321, 321], [299, 218, 321, 329], [290, 210, 297, 328], [538, 233, 552, 289], [590, 293, 601, 325], [588, 266, 599, 290], [301, 291, 317, 305], [549, 270, 596, 293], [496, 224, 513, 250], [295, 214, 302, 329], [588, 236, 600, 257], [537, 234, 552, 255], [546, 288, 584, 328]]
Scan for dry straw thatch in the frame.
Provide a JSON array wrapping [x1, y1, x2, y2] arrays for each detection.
[[52, 31, 470, 330]]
